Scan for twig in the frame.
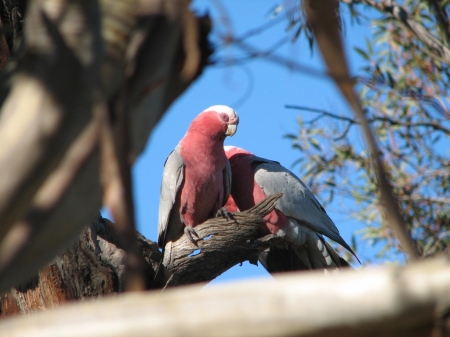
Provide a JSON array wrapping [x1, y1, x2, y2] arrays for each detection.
[[216, 5, 298, 47], [286, 105, 356, 123], [286, 105, 450, 136]]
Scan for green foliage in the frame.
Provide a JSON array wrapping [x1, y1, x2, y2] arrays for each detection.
[[286, 1, 450, 261]]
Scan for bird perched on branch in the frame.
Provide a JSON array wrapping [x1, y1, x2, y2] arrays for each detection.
[[158, 106, 239, 250], [224, 146, 358, 272]]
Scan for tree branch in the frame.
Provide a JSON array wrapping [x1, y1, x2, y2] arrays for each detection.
[[286, 105, 450, 136], [0, 0, 102, 245], [1, 257, 450, 336], [157, 193, 283, 288], [0, 193, 283, 314]]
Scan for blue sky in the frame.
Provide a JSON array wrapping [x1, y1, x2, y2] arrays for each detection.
[[105, 1, 387, 284]]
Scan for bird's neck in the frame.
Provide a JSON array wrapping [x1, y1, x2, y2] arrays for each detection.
[[179, 133, 226, 168], [229, 154, 257, 210]]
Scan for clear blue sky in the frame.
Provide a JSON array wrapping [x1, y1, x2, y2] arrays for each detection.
[[105, 1, 388, 284]]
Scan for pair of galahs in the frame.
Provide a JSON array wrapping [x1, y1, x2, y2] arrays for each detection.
[[158, 105, 356, 273]]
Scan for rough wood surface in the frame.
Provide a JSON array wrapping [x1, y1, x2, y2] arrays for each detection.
[[0, 216, 161, 317], [158, 193, 283, 287], [0, 194, 282, 316], [1, 258, 450, 337]]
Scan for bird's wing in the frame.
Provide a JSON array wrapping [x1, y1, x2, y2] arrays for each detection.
[[290, 231, 351, 269], [222, 158, 232, 206], [158, 145, 185, 248], [259, 238, 350, 273], [259, 246, 310, 273], [252, 156, 357, 258]]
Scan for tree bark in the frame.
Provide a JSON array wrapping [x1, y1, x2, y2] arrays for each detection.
[[157, 193, 283, 288], [1, 257, 450, 337], [0, 194, 282, 316]]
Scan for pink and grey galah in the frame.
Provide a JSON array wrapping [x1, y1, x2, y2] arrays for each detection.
[[157, 106, 239, 250], [224, 146, 358, 272]]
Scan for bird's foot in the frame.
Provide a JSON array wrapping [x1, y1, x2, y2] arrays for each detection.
[[184, 226, 200, 245], [216, 207, 234, 219]]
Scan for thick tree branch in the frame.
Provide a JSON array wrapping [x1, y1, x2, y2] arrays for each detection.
[[0, 194, 283, 314], [0, 100, 104, 292], [157, 193, 283, 288], [0, 216, 161, 316], [1, 257, 450, 336], [0, 0, 102, 244]]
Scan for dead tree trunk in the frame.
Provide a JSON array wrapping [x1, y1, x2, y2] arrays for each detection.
[[0, 194, 282, 317]]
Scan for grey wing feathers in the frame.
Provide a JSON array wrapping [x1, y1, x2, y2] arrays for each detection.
[[252, 157, 357, 258], [222, 159, 232, 206], [259, 237, 350, 273], [158, 146, 185, 248]]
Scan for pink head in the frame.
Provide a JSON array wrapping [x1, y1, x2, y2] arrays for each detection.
[[187, 105, 239, 140]]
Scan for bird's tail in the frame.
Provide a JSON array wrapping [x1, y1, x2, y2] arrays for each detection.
[[259, 233, 350, 274], [291, 233, 350, 270]]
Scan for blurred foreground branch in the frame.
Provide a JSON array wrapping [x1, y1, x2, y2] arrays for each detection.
[[1, 257, 450, 337], [0, 0, 212, 292]]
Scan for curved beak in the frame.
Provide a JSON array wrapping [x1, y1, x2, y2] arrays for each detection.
[[225, 110, 239, 137], [226, 124, 237, 136]]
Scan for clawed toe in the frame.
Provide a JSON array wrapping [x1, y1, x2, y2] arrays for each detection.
[[184, 226, 200, 245], [216, 207, 233, 219]]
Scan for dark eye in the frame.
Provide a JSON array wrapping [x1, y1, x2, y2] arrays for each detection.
[[220, 113, 229, 122]]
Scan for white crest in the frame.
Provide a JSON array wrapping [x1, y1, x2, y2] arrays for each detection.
[[202, 105, 239, 124]]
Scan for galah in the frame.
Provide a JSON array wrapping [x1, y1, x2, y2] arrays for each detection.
[[157, 106, 239, 250], [224, 146, 357, 272]]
